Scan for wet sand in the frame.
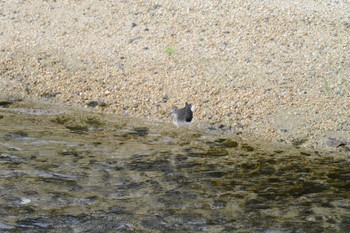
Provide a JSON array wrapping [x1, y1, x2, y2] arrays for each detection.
[[0, 0, 349, 151]]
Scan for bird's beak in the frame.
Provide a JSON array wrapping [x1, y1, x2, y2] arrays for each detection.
[[168, 106, 177, 117], [168, 110, 174, 117]]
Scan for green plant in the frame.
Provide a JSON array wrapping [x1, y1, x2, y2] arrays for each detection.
[[165, 46, 175, 56], [323, 78, 331, 95]]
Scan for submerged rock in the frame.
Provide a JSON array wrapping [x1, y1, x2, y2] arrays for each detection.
[[241, 143, 254, 152], [126, 127, 149, 136]]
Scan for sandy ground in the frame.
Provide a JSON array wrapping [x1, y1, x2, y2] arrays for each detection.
[[0, 0, 349, 151]]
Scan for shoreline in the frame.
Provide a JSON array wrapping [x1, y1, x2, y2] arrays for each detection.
[[0, 97, 348, 154], [1, 0, 349, 152]]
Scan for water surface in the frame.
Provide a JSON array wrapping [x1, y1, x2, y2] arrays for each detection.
[[0, 101, 349, 232]]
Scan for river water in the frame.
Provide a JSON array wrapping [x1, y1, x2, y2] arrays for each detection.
[[0, 100, 349, 232]]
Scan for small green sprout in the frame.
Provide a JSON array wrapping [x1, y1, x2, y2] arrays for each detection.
[[165, 46, 175, 56], [323, 78, 331, 95]]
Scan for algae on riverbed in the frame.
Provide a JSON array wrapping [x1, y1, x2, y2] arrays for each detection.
[[0, 101, 350, 232]]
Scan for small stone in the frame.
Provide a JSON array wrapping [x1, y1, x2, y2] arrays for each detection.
[[210, 138, 238, 148], [206, 147, 228, 156], [300, 151, 311, 156], [41, 92, 59, 98], [87, 101, 99, 107], [326, 137, 347, 148], [126, 127, 149, 136], [162, 95, 169, 102], [86, 101, 107, 108], [241, 144, 254, 152], [292, 138, 307, 146]]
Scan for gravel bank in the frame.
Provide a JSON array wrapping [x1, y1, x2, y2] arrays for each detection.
[[1, 0, 349, 151]]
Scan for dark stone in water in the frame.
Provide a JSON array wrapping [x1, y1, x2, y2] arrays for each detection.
[[87, 101, 99, 107], [59, 150, 80, 157], [206, 147, 229, 156], [93, 141, 102, 146], [259, 164, 276, 175], [205, 171, 226, 178], [222, 139, 238, 148], [175, 154, 188, 162], [85, 117, 105, 127], [327, 173, 350, 180], [0, 98, 22, 107], [65, 125, 89, 134], [245, 198, 270, 210], [292, 138, 308, 146], [127, 155, 172, 172], [108, 206, 130, 214], [300, 151, 311, 156], [41, 92, 60, 98], [211, 138, 238, 148], [0, 115, 4, 119], [127, 127, 149, 136], [288, 181, 327, 197], [86, 100, 107, 108], [241, 143, 254, 152], [240, 162, 259, 170], [0, 101, 14, 107]]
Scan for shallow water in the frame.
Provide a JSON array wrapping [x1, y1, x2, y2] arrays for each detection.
[[0, 101, 349, 232]]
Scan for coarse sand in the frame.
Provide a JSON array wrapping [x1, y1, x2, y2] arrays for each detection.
[[1, 0, 349, 151]]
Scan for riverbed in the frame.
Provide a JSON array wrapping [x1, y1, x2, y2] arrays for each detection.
[[0, 101, 349, 232]]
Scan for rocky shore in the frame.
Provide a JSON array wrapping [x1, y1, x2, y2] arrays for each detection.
[[1, 0, 349, 151]]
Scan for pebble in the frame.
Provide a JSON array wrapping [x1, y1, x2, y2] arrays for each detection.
[[326, 137, 347, 148], [86, 101, 107, 108]]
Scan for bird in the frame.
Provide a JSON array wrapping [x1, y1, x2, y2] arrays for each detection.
[[169, 102, 194, 127]]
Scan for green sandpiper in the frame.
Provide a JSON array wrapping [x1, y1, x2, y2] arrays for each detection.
[[169, 102, 194, 127]]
